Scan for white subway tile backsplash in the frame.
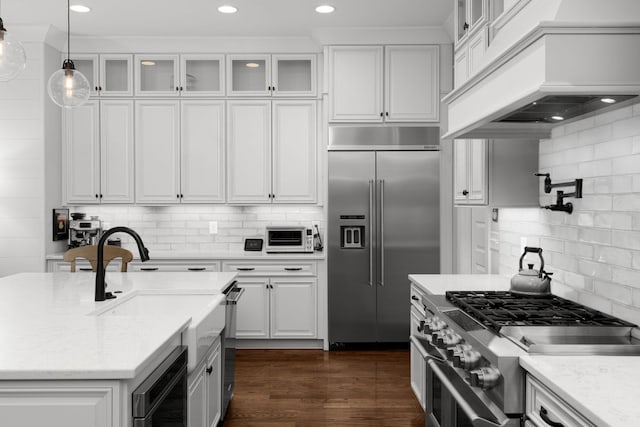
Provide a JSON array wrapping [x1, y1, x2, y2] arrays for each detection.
[[561, 116, 595, 136], [596, 246, 633, 268], [612, 154, 640, 174], [594, 137, 633, 159], [577, 124, 612, 146], [595, 104, 633, 126], [612, 115, 640, 139], [578, 259, 612, 281], [633, 136, 640, 154], [578, 159, 612, 178], [594, 281, 632, 305], [611, 175, 633, 193], [612, 194, 640, 212], [577, 291, 613, 314], [611, 267, 640, 289], [612, 230, 640, 251], [563, 241, 594, 260]]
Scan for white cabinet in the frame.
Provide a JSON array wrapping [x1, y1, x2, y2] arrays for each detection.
[[453, 138, 539, 207], [135, 100, 225, 204], [224, 261, 318, 339], [180, 54, 225, 97], [226, 54, 316, 97], [69, 53, 133, 97], [328, 45, 439, 122], [525, 375, 594, 427], [188, 339, 221, 427], [455, 0, 489, 45], [454, 27, 487, 88], [63, 100, 134, 205], [135, 54, 180, 96], [226, 100, 317, 204], [410, 309, 426, 410]]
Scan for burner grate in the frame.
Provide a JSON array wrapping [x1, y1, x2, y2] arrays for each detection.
[[445, 291, 635, 332]]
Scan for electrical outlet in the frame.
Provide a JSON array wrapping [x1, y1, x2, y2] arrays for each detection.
[[208, 221, 218, 235]]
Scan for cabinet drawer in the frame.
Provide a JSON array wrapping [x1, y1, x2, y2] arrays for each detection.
[[410, 283, 427, 315], [526, 375, 593, 427], [222, 261, 316, 276], [129, 262, 219, 272]]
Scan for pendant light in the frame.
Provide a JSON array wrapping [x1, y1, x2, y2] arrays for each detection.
[[0, 0, 27, 81], [47, 0, 90, 108]]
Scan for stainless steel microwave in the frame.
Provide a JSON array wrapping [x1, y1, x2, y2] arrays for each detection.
[[265, 226, 314, 253]]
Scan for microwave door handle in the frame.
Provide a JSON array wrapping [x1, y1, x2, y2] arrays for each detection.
[[427, 360, 503, 427], [369, 179, 374, 287]]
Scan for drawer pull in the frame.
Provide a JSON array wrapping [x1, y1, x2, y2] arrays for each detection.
[[140, 267, 159, 271], [284, 267, 302, 271], [540, 406, 564, 427], [187, 267, 206, 271], [79, 268, 93, 271], [411, 295, 419, 301], [237, 267, 255, 271]]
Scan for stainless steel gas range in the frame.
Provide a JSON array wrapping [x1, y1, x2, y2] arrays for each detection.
[[410, 290, 640, 427]]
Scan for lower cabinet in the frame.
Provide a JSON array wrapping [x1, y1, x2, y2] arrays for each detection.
[[223, 261, 318, 339], [409, 308, 426, 410], [525, 375, 594, 427], [188, 339, 221, 427]]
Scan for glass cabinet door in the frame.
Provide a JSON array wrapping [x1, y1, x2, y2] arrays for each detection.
[[226, 54, 271, 97], [68, 54, 99, 96], [180, 54, 225, 96], [135, 54, 180, 96], [100, 54, 133, 96], [457, 0, 468, 41], [272, 54, 316, 97]]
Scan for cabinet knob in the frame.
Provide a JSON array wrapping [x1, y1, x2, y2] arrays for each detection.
[[180, 86, 184, 91], [206, 366, 213, 375], [99, 86, 102, 91], [379, 112, 383, 117], [385, 112, 389, 117], [100, 194, 103, 198], [462, 190, 469, 196], [175, 86, 179, 91], [180, 194, 184, 198], [94, 86, 99, 91], [95, 194, 99, 198], [463, 22, 469, 31]]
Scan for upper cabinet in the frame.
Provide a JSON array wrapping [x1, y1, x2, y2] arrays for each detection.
[[135, 54, 225, 97], [68, 54, 133, 97], [328, 45, 439, 123], [455, 0, 488, 45], [226, 54, 317, 97]]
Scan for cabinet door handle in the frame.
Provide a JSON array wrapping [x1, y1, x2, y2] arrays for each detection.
[[284, 267, 302, 271], [385, 112, 389, 117], [180, 86, 183, 91], [188, 267, 206, 271], [272, 85, 275, 91], [379, 112, 383, 117], [206, 366, 213, 375], [99, 86, 102, 91], [462, 189, 469, 196], [237, 267, 255, 271], [177, 194, 180, 199], [463, 22, 469, 30], [95, 86, 99, 91], [411, 295, 419, 301], [140, 267, 159, 271], [539, 407, 564, 427]]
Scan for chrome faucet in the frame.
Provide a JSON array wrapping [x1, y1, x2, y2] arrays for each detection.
[[95, 226, 150, 301]]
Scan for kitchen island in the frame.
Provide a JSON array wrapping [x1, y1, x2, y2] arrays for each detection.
[[0, 271, 236, 427], [409, 274, 640, 427]]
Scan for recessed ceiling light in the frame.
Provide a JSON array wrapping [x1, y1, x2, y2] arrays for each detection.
[[218, 5, 238, 14], [551, 115, 564, 121], [315, 5, 335, 14], [245, 63, 260, 68], [141, 61, 156, 66], [600, 97, 616, 104], [69, 4, 91, 13]]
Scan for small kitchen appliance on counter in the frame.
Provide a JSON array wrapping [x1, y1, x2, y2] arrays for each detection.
[[68, 214, 103, 248], [264, 226, 314, 253]]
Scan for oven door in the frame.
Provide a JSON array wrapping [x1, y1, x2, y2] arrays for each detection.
[[425, 358, 515, 427]]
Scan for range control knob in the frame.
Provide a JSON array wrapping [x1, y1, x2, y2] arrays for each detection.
[[427, 319, 448, 333], [447, 343, 473, 360], [431, 329, 450, 344], [435, 331, 462, 349], [453, 349, 483, 370], [469, 367, 501, 389]]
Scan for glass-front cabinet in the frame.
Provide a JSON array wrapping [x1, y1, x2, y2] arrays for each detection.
[[135, 54, 180, 96], [227, 54, 316, 97], [180, 54, 224, 96], [455, 0, 488, 44], [67, 54, 133, 96], [135, 54, 224, 96]]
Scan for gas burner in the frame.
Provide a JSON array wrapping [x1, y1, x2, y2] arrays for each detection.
[[446, 291, 635, 332]]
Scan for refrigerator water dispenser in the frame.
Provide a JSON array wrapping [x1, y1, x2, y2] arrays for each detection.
[[341, 226, 365, 249]]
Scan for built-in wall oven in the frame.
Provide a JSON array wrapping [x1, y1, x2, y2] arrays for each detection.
[[132, 346, 188, 427]]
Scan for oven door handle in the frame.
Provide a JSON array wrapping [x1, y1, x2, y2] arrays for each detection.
[[410, 335, 446, 363], [427, 359, 505, 427]]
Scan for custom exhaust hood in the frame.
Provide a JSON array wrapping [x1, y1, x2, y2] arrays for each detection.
[[443, 24, 640, 140]]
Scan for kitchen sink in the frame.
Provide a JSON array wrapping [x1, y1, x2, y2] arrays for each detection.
[[91, 291, 226, 372]]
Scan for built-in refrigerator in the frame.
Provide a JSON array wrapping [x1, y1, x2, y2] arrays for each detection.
[[328, 127, 440, 346]]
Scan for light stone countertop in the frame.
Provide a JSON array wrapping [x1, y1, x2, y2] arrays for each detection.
[[0, 272, 236, 380], [408, 274, 640, 427], [46, 249, 326, 261]]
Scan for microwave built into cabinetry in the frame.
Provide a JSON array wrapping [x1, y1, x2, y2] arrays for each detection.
[[226, 100, 317, 204], [328, 45, 439, 122], [62, 100, 134, 205], [224, 261, 318, 340], [453, 138, 539, 206], [226, 54, 317, 97]]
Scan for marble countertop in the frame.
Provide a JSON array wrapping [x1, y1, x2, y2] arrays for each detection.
[[408, 274, 640, 427], [46, 249, 326, 261], [0, 272, 236, 380]]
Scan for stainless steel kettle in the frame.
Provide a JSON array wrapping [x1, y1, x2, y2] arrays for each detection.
[[510, 247, 553, 296]]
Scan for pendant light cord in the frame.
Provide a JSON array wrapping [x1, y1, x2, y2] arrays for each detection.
[[67, 0, 70, 60]]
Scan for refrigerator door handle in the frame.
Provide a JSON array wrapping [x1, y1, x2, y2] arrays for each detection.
[[368, 179, 374, 287], [378, 179, 385, 287]]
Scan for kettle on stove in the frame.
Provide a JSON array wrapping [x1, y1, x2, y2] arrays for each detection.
[[510, 247, 553, 296]]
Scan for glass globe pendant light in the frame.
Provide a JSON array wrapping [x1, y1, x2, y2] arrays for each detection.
[[0, 0, 27, 81], [47, 0, 90, 108]]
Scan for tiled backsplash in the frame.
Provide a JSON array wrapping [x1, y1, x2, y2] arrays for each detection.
[[70, 205, 324, 253], [496, 101, 640, 324]]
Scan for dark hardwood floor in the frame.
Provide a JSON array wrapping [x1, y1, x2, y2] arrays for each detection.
[[222, 349, 425, 427]]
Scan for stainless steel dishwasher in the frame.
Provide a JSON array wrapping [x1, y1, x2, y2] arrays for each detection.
[[221, 281, 243, 420]]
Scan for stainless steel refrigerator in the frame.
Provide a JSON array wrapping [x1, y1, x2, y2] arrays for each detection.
[[328, 127, 440, 346]]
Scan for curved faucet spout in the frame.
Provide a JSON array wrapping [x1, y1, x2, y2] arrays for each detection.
[[95, 227, 150, 301]]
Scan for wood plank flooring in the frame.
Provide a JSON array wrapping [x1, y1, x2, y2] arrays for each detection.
[[222, 349, 425, 427]]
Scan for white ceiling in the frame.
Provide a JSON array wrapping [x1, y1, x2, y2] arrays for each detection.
[[2, 0, 453, 38]]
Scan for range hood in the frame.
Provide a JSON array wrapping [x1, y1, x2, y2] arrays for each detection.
[[443, 24, 640, 139]]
